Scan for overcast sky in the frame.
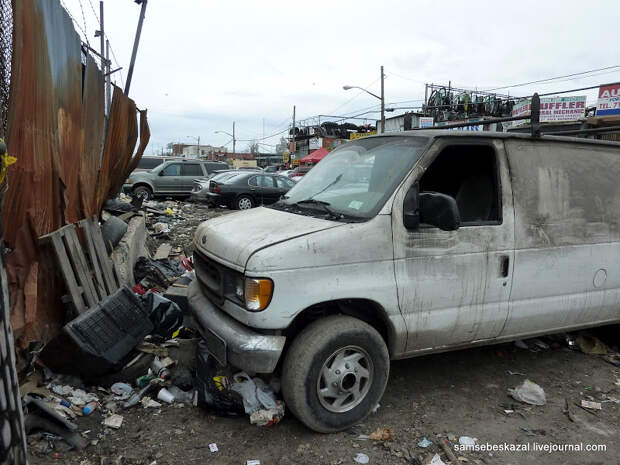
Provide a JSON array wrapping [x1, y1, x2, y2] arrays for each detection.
[[63, 0, 620, 155]]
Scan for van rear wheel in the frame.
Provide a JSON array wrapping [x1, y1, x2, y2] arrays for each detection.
[[282, 315, 389, 433]]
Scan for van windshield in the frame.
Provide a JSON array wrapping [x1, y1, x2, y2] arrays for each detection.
[[274, 136, 429, 220]]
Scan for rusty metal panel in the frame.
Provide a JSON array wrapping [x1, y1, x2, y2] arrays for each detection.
[[96, 85, 149, 211], [80, 54, 105, 218], [3, 0, 103, 344]]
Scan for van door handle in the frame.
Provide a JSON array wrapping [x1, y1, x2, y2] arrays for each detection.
[[499, 255, 510, 278]]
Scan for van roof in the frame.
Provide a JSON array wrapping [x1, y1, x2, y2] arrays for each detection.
[[365, 130, 620, 149]]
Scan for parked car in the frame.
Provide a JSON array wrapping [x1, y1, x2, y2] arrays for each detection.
[[288, 165, 312, 181], [263, 166, 278, 173], [188, 130, 620, 433], [133, 156, 186, 172], [126, 160, 228, 200], [193, 172, 295, 209]]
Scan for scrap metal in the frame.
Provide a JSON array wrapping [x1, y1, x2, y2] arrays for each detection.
[[3, 0, 150, 347]]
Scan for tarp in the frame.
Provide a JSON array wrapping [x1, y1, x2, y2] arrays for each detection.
[[299, 147, 329, 163]]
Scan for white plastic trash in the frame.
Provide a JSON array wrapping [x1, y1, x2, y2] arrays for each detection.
[[508, 379, 546, 405], [354, 453, 369, 464], [157, 388, 175, 404], [459, 436, 477, 446]]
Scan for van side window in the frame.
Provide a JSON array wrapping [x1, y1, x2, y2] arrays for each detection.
[[419, 145, 501, 225]]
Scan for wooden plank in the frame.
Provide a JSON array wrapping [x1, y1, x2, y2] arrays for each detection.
[[87, 217, 119, 294], [78, 219, 106, 300], [40, 230, 87, 314], [63, 226, 99, 308]]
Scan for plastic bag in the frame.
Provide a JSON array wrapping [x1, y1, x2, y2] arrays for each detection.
[[195, 340, 244, 417], [508, 379, 546, 405], [230, 372, 278, 414], [134, 256, 185, 288], [141, 292, 183, 339]]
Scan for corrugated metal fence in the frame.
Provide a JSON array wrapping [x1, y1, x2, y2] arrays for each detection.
[[3, 0, 150, 348]]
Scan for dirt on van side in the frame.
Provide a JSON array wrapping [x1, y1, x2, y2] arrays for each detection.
[[28, 330, 620, 465]]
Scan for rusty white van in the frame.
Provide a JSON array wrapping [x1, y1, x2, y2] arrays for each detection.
[[189, 131, 620, 432]]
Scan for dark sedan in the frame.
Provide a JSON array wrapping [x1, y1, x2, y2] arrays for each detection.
[[192, 172, 296, 209]]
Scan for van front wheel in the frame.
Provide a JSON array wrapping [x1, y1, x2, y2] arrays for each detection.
[[282, 315, 389, 433]]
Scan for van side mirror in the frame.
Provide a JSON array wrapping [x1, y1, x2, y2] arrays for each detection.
[[158, 171, 164, 176], [403, 185, 420, 229], [419, 192, 460, 231]]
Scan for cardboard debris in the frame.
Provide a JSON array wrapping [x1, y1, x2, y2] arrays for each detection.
[[368, 427, 394, 441], [581, 400, 602, 410], [154, 243, 173, 260], [103, 414, 124, 429]]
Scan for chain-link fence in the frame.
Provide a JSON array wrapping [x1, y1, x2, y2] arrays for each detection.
[[1, 1, 28, 465], [0, 0, 12, 138]]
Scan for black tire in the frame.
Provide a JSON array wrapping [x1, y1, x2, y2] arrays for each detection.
[[236, 195, 254, 210], [282, 315, 389, 433], [133, 185, 152, 201]]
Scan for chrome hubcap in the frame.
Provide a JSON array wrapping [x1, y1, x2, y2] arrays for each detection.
[[317, 345, 373, 413], [238, 198, 252, 209]]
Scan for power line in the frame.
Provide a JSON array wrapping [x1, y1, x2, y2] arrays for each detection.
[[483, 65, 620, 91], [386, 70, 425, 84]]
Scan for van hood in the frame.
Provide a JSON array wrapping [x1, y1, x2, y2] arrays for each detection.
[[193, 207, 342, 270]]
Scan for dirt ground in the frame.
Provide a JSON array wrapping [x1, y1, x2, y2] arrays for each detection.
[[25, 202, 620, 465], [27, 335, 620, 465]]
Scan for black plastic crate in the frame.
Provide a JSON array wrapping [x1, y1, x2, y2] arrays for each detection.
[[41, 287, 153, 379]]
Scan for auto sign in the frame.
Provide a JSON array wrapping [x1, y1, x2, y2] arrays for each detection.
[[596, 82, 620, 116]]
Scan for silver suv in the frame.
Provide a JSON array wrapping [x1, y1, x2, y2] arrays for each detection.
[[126, 160, 228, 200]]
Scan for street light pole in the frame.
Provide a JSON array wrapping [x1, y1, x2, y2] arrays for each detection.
[[343, 67, 386, 133], [232, 121, 236, 154], [380, 65, 385, 134]]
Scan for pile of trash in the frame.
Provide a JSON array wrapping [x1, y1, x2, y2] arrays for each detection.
[[21, 194, 284, 457]]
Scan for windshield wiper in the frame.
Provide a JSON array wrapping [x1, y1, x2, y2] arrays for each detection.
[[294, 199, 336, 216]]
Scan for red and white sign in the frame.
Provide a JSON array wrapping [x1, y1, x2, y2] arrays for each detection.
[[512, 96, 586, 122], [596, 83, 620, 116]]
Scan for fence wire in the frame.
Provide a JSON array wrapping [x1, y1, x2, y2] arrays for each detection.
[[0, 2, 27, 465], [0, 0, 12, 139]]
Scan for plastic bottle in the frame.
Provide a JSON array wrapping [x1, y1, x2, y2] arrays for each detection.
[[82, 401, 99, 415]]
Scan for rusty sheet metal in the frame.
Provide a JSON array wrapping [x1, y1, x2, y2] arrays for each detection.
[[96, 85, 149, 211], [3, 0, 113, 346], [110, 108, 149, 196], [79, 55, 105, 218]]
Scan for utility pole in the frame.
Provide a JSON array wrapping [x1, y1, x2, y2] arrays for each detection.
[[291, 105, 296, 166], [98, 1, 105, 70], [105, 39, 111, 114], [125, 0, 148, 95], [380, 65, 385, 134], [232, 122, 236, 154], [424, 83, 428, 116]]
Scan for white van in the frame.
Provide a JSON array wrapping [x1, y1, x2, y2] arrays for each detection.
[[188, 131, 620, 432]]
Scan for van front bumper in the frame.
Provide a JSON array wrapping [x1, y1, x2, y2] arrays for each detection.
[[187, 280, 285, 373]]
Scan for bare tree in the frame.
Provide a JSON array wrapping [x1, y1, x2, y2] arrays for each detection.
[[246, 140, 260, 154]]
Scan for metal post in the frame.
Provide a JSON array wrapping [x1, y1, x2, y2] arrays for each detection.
[[105, 39, 111, 114], [125, 0, 148, 95], [232, 122, 236, 154], [99, 1, 105, 70], [292, 105, 296, 165], [380, 65, 385, 134], [197, 136, 200, 158], [424, 83, 428, 116]]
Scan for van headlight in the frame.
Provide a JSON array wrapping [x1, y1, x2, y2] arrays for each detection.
[[244, 278, 273, 311]]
